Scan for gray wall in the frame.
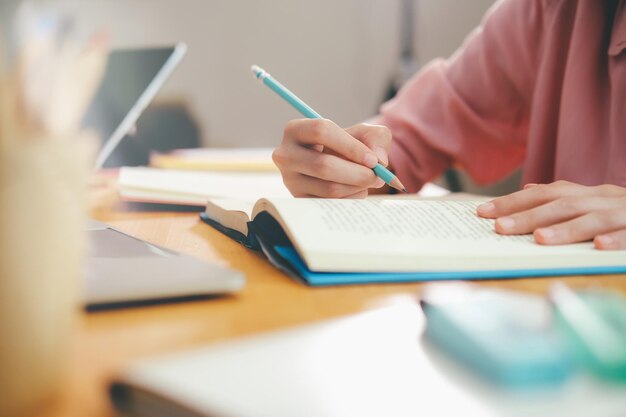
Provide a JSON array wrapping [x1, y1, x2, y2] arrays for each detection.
[[40, 0, 495, 148], [7, 0, 519, 194]]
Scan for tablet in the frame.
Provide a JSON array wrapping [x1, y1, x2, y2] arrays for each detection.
[[81, 45, 245, 308], [84, 221, 245, 310], [82, 43, 187, 168]]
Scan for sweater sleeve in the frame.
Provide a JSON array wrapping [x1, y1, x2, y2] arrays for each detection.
[[376, 0, 548, 192]]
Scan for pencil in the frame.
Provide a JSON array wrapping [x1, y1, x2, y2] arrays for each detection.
[[251, 65, 406, 193]]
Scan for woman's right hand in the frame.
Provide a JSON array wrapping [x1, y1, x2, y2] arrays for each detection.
[[272, 119, 392, 198]]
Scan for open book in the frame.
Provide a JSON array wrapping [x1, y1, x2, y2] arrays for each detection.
[[201, 198, 626, 285]]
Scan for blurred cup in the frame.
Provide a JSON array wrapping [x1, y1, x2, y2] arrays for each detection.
[[0, 139, 91, 416], [0, 7, 107, 414]]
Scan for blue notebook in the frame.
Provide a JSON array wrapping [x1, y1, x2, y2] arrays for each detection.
[[201, 198, 626, 286]]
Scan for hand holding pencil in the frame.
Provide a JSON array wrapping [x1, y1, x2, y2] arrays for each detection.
[[252, 66, 405, 198]]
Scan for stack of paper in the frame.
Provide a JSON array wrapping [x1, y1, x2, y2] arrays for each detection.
[[118, 167, 291, 206]]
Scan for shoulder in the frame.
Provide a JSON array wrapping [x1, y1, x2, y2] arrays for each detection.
[[483, 0, 571, 28], [478, 0, 578, 60]]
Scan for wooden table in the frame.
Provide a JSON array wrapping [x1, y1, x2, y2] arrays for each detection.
[[38, 208, 626, 417]]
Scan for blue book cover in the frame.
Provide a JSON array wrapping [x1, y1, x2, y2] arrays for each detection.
[[272, 246, 626, 287]]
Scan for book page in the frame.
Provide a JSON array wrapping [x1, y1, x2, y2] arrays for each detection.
[[262, 198, 624, 272], [207, 198, 255, 216], [313, 199, 531, 243], [205, 198, 256, 235]]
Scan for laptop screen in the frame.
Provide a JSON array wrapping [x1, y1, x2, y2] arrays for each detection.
[[82, 44, 186, 168]]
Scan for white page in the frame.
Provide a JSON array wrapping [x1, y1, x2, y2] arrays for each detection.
[[264, 199, 626, 272], [207, 198, 256, 216]]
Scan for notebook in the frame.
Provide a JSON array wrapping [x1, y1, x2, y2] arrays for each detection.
[[150, 147, 278, 172], [118, 167, 291, 206], [200, 197, 626, 286]]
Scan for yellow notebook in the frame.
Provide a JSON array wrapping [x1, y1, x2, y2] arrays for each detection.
[[150, 148, 278, 172]]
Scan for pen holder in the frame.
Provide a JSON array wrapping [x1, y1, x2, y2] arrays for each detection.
[[0, 140, 90, 416]]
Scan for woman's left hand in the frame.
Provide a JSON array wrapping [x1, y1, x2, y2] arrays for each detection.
[[476, 181, 626, 250]]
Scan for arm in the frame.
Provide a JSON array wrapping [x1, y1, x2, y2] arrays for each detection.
[[377, 0, 549, 192], [274, 0, 548, 197]]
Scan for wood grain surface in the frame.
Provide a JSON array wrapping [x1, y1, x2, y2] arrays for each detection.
[[34, 207, 626, 417]]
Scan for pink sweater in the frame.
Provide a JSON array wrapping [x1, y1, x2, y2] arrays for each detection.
[[378, 0, 626, 193]]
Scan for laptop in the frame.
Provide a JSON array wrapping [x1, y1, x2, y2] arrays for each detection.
[[82, 44, 245, 309]]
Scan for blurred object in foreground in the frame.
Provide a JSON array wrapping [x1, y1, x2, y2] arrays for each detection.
[[0, 5, 107, 416], [0, 140, 92, 417], [109, 298, 626, 417], [550, 283, 626, 382], [420, 283, 574, 387], [2, 5, 107, 143]]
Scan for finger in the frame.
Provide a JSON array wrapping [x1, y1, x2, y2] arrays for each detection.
[[595, 230, 626, 250], [345, 123, 392, 166], [274, 143, 382, 188], [533, 208, 626, 245], [285, 173, 370, 199], [477, 181, 597, 218], [494, 196, 625, 235], [284, 119, 379, 168], [343, 190, 369, 199]]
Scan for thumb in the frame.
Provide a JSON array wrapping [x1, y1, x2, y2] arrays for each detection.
[[345, 123, 391, 166]]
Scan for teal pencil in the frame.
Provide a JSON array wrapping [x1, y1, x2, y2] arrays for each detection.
[[251, 65, 407, 193]]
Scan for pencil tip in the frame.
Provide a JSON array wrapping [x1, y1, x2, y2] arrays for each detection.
[[388, 176, 407, 194]]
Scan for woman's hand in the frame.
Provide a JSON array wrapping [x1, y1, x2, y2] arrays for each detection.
[[477, 181, 626, 249], [272, 119, 391, 198]]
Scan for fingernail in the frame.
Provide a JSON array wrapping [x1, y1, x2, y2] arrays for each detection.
[[596, 235, 614, 248], [363, 153, 378, 168], [524, 183, 538, 189], [477, 202, 495, 215], [536, 227, 556, 241], [374, 147, 388, 166], [496, 217, 516, 231], [374, 178, 385, 188]]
